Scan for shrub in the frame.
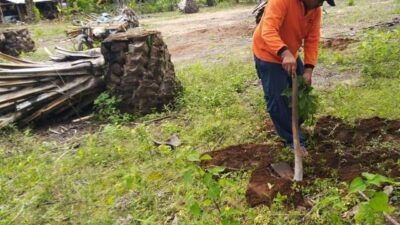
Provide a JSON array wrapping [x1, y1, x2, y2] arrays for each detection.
[[347, 0, 355, 6], [359, 28, 400, 79]]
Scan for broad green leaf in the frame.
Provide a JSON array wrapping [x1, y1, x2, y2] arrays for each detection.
[[203, 173, 214, 186], [200, 154, 213, 161], [158, 145, 172, 154], [349, 177, 366, 193], [189, 202, 202, 217], [369, 192, 394, 213], [207, 166, 225, 175], [362, 172, 398, 186], [355, 203, 375, 224], [207, 184, 221, 200], [187, 151, 201, 162], [183, 169, 194, 183]]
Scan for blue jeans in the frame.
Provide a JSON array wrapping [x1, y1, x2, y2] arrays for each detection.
[[254, 55, 306, 147]]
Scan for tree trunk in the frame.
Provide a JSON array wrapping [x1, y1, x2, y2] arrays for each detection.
[[206, 0, 215, 7], [25, 0, 35, 22], [115, 0, 124, 10], [292, 75, 303, 181], [0, 6, 4, 23]]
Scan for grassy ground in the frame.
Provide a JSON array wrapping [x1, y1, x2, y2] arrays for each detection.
[[1, 1, 400, 225]]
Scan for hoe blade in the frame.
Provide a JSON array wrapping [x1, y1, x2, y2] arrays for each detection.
[[271, 162, 293, 180]]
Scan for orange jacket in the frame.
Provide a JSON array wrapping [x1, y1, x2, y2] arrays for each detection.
[[252, 0, 321, 68]]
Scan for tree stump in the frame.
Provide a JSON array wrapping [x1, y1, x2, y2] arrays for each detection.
[[178, 0, 199, 14], [101, 29, 182, 115], [0, 29, 35, 57]]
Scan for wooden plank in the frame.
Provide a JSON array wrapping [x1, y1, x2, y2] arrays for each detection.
[[0, 83, 56, 104], [0, 101, 16, 114], [16, 76, 90, 110], [0, 62, 50, 69], [0, 78, 55, 88], [55, 46, 102, 58], [0, 52, 36, 64], [19, 77, 101, 125], [60, 89, 100, 120], [0, 63, 88, 74], [0, 86, 20, 93], [0, 71, 90, 79]]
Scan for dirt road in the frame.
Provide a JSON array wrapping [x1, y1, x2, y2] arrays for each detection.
[[142, 7, 255, 64], [141, 1, 399, 86]]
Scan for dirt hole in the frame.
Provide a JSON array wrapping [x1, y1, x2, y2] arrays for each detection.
[[201, 116, 400, 207]]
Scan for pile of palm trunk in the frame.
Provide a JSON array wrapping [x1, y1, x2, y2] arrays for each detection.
[[101, 29, 182, 115], [0, 29, 35, 57], [0, 48, 105, 128]]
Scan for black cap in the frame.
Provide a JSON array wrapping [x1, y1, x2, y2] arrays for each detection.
[[326, 0, 336, 6]]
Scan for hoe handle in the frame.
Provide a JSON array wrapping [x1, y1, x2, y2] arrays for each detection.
[[292, 73, 303, 181]]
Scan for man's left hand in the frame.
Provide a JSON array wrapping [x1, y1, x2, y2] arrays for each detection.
[[303, 68, 313, 85]]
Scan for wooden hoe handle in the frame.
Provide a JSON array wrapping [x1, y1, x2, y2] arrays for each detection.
[[292, 73, 303, 181]]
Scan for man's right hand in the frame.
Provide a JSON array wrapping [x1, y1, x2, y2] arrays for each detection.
[[281, 50, 297, 76]]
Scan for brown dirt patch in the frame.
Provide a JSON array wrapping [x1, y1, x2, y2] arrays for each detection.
[[200, 143, 280, 170], [141, 7, 254, 64], [201, 116, 400, 207], [367, 16, 400, 30], [246, 165, 305, 207], [264, 118, 276, 134], [35, 119, 101, 144], [311, 116, 400, 181], [321, 37, 358, 50]]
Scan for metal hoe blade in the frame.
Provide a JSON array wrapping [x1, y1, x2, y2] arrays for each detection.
[[271, 162, 294, 180]]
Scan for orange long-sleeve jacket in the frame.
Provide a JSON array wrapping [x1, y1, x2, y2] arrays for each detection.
[[252, 0, 321, 68]]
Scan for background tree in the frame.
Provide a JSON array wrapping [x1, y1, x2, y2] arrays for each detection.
[[25, 0, 35, 22], [206, 0, 215, 7]]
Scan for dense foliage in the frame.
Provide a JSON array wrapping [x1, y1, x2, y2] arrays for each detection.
[[64, 0, 258, 14]]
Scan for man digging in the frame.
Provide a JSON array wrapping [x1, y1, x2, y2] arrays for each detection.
[[253, 0, 335, 156]]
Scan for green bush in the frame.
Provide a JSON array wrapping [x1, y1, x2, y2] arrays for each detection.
[[67, 0, 95, 12], [347, 0, 355, 6], [359, 28, 400, 79], [33, 6, 41, 22], [93, 92, 132, 124]]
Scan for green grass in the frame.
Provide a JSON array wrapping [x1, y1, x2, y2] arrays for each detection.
[[320, 79, 400, 122], [2, 51, 400, 223], [30, 22, 69, 40], [0, 60, 266, 224]]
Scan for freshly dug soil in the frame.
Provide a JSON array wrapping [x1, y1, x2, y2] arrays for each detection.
[[200, 143, 280, 170], [311, 116, 400, 181], [246, 165, 305, 207], [201, 116, 400, 207], [321, 37, 357, 50]]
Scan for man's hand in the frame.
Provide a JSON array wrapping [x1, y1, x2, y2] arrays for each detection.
[[303, 68, 313, 85], [281, 50, 297, 76]]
